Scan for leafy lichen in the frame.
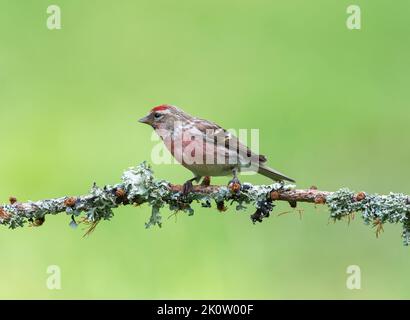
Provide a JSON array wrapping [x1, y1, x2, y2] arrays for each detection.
[[1, 162, 410, 246], [326, 188, 410, 245], [121, 161, 170, 228]]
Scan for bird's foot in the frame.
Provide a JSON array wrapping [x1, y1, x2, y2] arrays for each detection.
[[228, 177, 242, 194], [182, 180, 194, 196], [201, 176, 211, 187]]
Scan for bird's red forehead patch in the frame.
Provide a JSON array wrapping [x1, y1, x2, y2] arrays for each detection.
[[151, 105, 170, 112]]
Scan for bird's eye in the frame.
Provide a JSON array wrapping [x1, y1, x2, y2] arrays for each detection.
[[154, 112, 162, 119]]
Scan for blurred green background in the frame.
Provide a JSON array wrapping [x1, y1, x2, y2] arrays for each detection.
[[0, 0, 409, 299]]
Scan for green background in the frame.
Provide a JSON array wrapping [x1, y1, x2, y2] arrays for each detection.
[[0, 0, 409, 299]]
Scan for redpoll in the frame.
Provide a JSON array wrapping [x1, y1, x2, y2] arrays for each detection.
[[139, 105, 295, 193]]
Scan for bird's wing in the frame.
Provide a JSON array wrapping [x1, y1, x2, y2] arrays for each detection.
[[192, 118, 267, 164]]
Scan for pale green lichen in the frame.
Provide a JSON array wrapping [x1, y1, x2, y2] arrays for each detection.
[[121, 161, 170, 228], [326, 188, 410, 245], [120, 164, 294, 227], [1, 162, 410, 246]]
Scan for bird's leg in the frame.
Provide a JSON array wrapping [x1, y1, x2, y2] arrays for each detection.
[[182, 176, 200, 196], [228, 168, 241, 193], [201, 176, 211, 187]]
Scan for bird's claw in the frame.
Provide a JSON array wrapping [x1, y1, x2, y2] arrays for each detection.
[[182, 180, 194, 196], [201, 176, 211, 187], [228, 177, 242, 194]]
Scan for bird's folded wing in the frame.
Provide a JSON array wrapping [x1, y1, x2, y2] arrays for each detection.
[[193, 118, 267, 164]]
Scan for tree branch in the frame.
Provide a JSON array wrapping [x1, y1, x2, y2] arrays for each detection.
[[1, 162, 409, 245], [169, 184, 333, 203]]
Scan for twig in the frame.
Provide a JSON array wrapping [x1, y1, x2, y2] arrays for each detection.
[[1, 162, 409, 245]]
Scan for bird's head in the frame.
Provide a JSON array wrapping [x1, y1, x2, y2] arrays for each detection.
[[139, 105, 188, 130]]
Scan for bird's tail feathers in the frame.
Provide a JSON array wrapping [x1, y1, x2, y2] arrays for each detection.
[[257, 165, 295, 183]]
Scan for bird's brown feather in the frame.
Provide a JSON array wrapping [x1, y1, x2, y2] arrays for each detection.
[[193, 118, 266, 165]]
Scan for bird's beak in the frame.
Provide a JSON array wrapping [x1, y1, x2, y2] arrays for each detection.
[[138, 114, 151, 125]]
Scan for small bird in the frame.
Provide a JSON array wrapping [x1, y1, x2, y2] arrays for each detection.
[[139, 105, 294, 193]]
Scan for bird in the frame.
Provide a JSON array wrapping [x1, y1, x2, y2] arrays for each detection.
[[139, 104, 295, 194]]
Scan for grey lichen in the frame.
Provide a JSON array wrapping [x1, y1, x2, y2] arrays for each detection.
[[121, 161, 170, 228], [117, 163, 295, 227], [326, 188, 410, 245], [327, 188, 363, 219], [1, 162, 410, 245]]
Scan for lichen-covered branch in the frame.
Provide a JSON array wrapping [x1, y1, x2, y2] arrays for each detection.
[[1, 162, 410, 245]]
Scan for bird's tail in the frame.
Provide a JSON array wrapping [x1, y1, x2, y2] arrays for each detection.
[[257, 165, 295, 183]]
